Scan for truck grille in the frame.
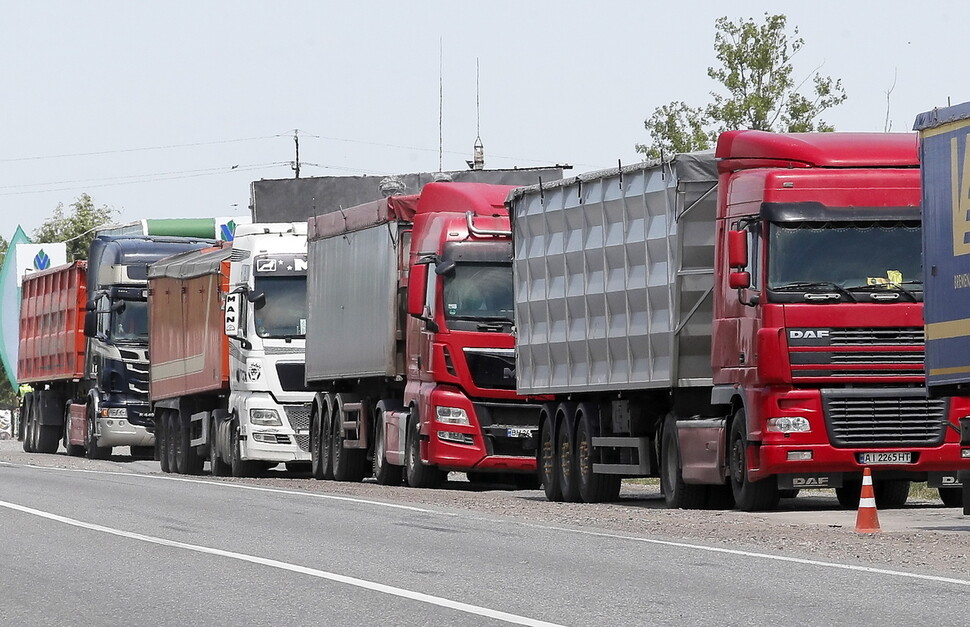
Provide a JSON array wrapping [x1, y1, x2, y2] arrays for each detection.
[[464, 349, 517, 390], [828, 327, 924, 345], [822, 389, 948, 447], [276, 363, 310, 392], [790, 327, 924, 381], [283, 405, 310, 431]]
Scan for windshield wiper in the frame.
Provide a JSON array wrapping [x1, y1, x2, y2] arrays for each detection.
[[771, 281, 856, 302]]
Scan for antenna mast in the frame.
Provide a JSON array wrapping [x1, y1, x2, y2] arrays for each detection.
[[468, 58, 485, 170], [438, 39, 443, 172]]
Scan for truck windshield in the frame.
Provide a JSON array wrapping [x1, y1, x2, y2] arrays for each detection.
[[111, 300, 148, 342], [767, 221, 922, 296], [253, 276, 307, 338], [443, 263, 514, 322]]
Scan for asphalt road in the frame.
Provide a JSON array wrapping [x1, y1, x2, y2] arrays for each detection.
[[1, 458, 968, 626]]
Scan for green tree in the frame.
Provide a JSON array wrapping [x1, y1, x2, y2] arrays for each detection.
[[33, 193, 116, 261], [637, 13, 847, 160]]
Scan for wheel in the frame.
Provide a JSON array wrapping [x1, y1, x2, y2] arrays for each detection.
[[554, 404, 581, 503], [85, 406, 112, 460], [230, 421, 259, 478], [660, 414, 709, 509], [158, 410, 170, 473], [310, 406, 327, 479], [835, 482, 861, 509], [64, 406, 84, 457], [22, 394, 35, 453], [330, 396, 366, 482], [166, 410, 181, 473], [373, 409, 403, 486], [405, 413, 442, 489], [575, 403, 620, 503], [874, 479, 910, 509], [209, 418, 230, 477], [939, 487, 964, 508], [728, 410, 779, 511], [175, 411, 204, 475], [538, 413, 562, 502]]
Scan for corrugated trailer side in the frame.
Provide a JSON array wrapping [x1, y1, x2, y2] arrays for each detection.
[[915, 102, 970, 395], [148, 247, 231, 400], [510, 153, 717, 396], [18, 261, 87, 384], [305, 195, 418, 383]]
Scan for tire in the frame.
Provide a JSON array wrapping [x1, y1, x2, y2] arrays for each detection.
[[230, 422, 259, 478], [85, 406, 112, 460], [23, 411, 34, 453], [64, 405, 85, 457], [310, 406, 326, 480], [158, 410, 170, 473], [34, 395, 60, 454], [166, 411, 181, 473], [175, 411, 204, 475], [728, 410, 779, 511], [836, 482, 861, 509], [21, 394, 33, 452], [319, 401, 334, 480], [874, 479, 910, 509], [575, 403, 620, 503], [330, 397, 366, 483], [209, 419, 230, 477], [405, 414, 441, 489], [373, 409, 403, 486], [555, 404, 581, 503], [939, 487, 964, 508], [538, 413, 562, 502], [660, 415, 709, 509]]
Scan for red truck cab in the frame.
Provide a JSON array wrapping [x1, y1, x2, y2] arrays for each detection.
[[713, 130, 970, 509]]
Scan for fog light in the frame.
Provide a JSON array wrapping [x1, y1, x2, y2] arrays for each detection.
[[106, 420, 114, 426], [252, 432, 281, 444], [438, 431, 473, 445], [767, 416, 811, 433], [962, 449, 970, 459], [787, 451, 813, 461]]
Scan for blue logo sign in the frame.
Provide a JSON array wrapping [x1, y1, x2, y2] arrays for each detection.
[[33, 249, 50, 270], [220, 220, 237, 242]]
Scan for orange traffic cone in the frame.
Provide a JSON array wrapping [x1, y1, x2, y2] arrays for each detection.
[[855, 467, 881, 533]]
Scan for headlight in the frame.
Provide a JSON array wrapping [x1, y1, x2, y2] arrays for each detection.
[[250, 408, 282, 426], [766, 416, 811, 433], [100, 407, 127, 418], [436, 406, 470, 425]]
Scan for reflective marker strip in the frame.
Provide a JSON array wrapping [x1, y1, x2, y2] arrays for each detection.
[[859, 497, 877, 508]]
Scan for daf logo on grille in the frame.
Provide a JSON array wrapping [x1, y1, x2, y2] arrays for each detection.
[[789, 329, 830, 339]]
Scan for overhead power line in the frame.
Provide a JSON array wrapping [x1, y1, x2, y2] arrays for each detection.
[[0, 135, 280, 163]]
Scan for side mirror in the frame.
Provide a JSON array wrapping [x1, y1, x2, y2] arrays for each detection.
[[727, 230, 748, 269], [111, 300, 126, 313], [729, 271, 751, 290], [83, 311, 97, 338], [247, 291, 266, 309], [85, 299, 96, 312]]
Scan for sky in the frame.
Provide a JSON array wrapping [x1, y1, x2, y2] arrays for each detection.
[[2, 0, 969, 239]]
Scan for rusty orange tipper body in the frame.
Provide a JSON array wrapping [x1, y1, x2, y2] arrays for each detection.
[[148, 245, 231, 401], [18, 261, 87, 384]]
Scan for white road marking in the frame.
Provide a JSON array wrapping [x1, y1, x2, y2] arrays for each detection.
[[6, 460, 970, 588], [521, 522, 970, 588], [0, 498, 562, 627]]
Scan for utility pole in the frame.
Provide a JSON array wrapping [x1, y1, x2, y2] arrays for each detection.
[[293, 129, 301, 178]]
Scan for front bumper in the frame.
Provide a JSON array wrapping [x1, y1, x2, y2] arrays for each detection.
[[97, 418, 154, 448]]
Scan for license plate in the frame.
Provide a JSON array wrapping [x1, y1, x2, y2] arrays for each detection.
[[507, 428, 534, 438], [858, 452, 913, 464]]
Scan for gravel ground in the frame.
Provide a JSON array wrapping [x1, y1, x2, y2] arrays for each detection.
[[4, 440, 970, 579]]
